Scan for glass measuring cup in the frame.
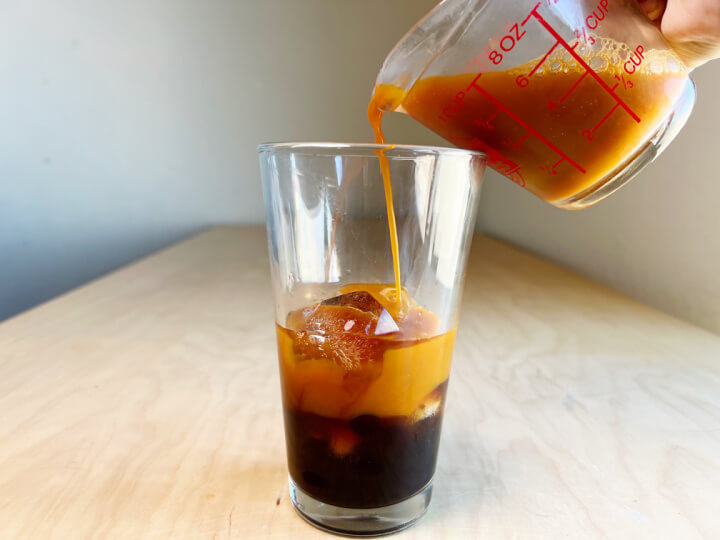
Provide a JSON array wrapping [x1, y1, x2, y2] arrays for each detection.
[[372, 0, 696, 209]]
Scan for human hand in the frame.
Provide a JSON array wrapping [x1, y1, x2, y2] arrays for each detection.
[[637, 0, 720, 68]]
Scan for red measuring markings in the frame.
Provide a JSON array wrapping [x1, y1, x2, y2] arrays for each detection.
[[582, 102, 620, 141], [551, 71, 589, 110], [437, 1, 652, 181], [522, 2, 641, 125], [448, 135, 527, 187], [615, 73, 634, 89], [527, 40, 560, 78], [465, 73, 586, 174], [574, 27, 596, 45]]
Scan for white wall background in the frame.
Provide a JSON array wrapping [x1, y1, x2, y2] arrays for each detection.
[[1, 0, 718, 335], [0, 0, 438, 321]]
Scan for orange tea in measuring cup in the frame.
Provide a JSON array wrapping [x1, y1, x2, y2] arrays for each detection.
[[370, 0, 696, 209]]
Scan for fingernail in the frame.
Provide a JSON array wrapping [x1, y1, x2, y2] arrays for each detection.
[[637, 0, 664, 21]]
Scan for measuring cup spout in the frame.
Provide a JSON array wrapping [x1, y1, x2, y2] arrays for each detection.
[[374, 0, 484, 111]]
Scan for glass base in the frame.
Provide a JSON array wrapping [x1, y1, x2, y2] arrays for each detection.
[[288, 477, 433, 537], [553, 77, 696, 210]]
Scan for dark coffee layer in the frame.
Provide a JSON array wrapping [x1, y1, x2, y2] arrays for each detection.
[[283, 382, 447, 508]]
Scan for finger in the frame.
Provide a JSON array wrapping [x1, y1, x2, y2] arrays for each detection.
[[636, 0, 666, 21], [661, 0, 720, 68]]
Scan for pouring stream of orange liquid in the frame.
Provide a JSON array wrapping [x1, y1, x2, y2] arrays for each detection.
[[367, 96, 403, 304]]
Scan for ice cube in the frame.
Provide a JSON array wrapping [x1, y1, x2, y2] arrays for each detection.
[[283, 290, 404, 378], [407, 387, 444, 424], [321, 291, 385, 317], [290, 291, 401, 337], [299, 304, 378, 336], [374, 309, 400, 335], [324, 291, 400, 336], [328, 426, 360, 456], [285, 306, 385, 371]]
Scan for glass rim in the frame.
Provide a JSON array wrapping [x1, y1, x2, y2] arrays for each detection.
[[257, 141, 487, 160]]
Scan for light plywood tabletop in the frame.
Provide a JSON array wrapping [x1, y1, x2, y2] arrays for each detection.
[[1, 226, 719, 539]]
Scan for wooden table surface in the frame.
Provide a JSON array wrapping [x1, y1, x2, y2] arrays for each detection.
[[2, 226, 719, 539]]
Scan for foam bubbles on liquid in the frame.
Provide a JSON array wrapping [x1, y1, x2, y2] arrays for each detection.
[[589, 55, 608, 71], [508, 35, 687, 77]]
